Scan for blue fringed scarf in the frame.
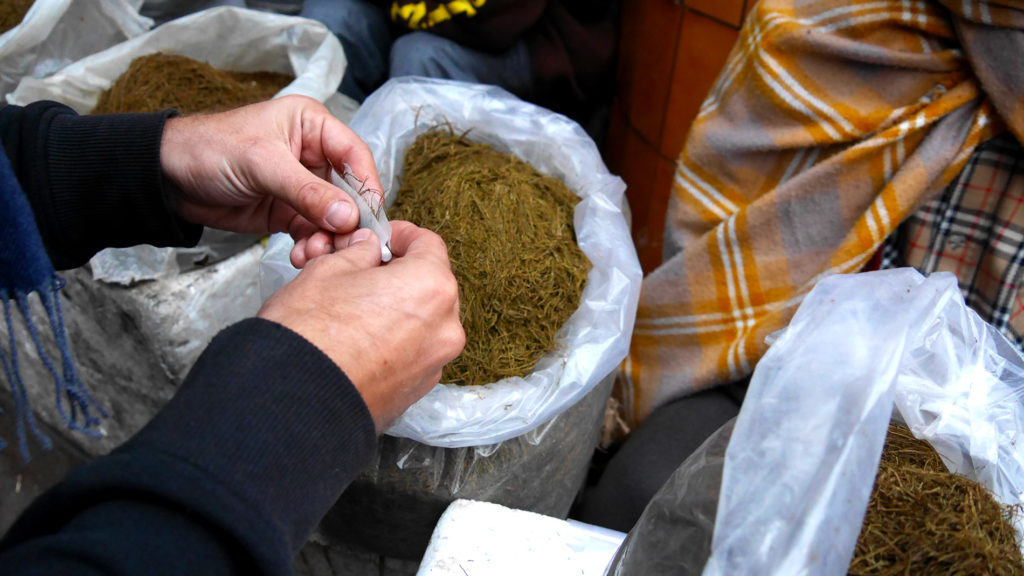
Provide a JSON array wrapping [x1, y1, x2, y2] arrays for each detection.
[[0, 145, 106, 460]]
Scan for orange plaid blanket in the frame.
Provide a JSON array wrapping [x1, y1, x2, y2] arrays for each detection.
[[620, 0, 1024, 426]]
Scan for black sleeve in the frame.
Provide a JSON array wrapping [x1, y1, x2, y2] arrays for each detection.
[[0, 101, 203, 270], [0, 318, 378, 575]]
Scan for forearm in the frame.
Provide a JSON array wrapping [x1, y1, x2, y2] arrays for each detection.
[[0, 101, 202, 270], [0, 318, 377, 575]]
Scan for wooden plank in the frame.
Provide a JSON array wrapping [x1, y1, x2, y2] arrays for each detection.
[[660, 10, 739, 159], [615, 118, 664, 274], [686, 0, 746, 29], [636, 156, 678, 273], [617, 0, 685, 147]]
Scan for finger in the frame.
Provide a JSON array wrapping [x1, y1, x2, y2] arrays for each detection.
[[283, 211, 320, 241], [255, 152, 360, 234], [324, 229, 383, 273], [319, 115, 384, 195], [387, 221, 450, 265], [290, 237, 309, 269], [303, 230, 336, 262]]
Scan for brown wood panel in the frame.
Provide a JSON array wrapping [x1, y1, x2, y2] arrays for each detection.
[[616, 121, 661, 274], [635, 157, 677, 272], [660, 10, 739, 159], [686, 0, 746, 29], [603, 98, 629, 178], [617, 0, 685, 148]]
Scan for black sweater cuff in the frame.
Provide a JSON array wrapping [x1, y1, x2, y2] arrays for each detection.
[[0, 318, 377, 573], [1, 101, 203, 269], [124, 318, 378, 557]]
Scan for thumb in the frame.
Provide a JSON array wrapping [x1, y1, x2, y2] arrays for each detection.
[[328, 229, 383, 272], [262, 155, 360, 234]]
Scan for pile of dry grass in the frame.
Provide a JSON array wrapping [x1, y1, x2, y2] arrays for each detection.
[[0, 0, 33, 35], [390, 127, 590, 387], [849, 423, 1024, 575], [92, 52, 292, 115]]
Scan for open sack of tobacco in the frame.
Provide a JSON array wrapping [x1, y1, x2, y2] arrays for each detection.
[[259, 78, 642, 558], [7, 5, 352, 284], [607, 268, 1024, 575], [8, 5, 344, 113], [0, 0, 151, 102], [261, 76, 643, 448]]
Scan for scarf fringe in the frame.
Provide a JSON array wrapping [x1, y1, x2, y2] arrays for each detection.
[[0, 278, 107, 461]]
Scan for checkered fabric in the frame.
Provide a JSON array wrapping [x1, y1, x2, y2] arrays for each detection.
[[619, 0, 1024, 427], [882, 132, 1024, 348]]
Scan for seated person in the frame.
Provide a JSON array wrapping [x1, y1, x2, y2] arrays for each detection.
[[575, 0, 1024, 533], [300, 0, 618, 127]]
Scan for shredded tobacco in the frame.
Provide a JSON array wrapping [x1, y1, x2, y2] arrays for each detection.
[[390, 127, 590, 386], [92, 52, 292, 115], [849, 423, 1024, 575], [0, 0, 33, 35]]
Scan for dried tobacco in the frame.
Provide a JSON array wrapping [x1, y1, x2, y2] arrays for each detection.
[[850, 423, 1024, 575], [390, 127, 590, 387], [92, 52, 292, 115]]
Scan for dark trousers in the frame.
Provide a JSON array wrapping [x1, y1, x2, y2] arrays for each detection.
[[572, 380, 748, 532]]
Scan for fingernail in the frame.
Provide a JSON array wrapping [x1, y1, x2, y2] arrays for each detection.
[[325, 201, 354, 231], [350, 228, 372, 245]]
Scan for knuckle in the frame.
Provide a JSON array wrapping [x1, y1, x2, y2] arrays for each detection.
[[425, 270, 459, 307], [294, 178, 328, 207], [415, 228, 449, 255], [302, 252, 331, 275], [440, 270, 459, 298], [450, 325, 467, 353]]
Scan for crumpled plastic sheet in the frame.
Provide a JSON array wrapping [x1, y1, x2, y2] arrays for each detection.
[[359, 403, 566, 494], [606, 269, 1024, 575], [607, 419, 733, 576], [260, 77, 643, 448], [90, 229, 261, 285], [0, 0, 151, 101]]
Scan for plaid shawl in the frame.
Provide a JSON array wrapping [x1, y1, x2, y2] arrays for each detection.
[[620, 0, 1024, 426], [882, 132, 1024, 346]]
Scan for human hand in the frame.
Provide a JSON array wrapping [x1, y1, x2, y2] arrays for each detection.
[[159, 95, 381, 267], [256, 221, 465, 432]]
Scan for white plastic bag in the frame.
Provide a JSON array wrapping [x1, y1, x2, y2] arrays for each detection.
[[607, 268, 1024, 575], [0, 0, 151, 101], [7, 5, 345, 113], [260, 77, 643, 447], [704, 269, 1024, 574], [139, 0, 245, 25]]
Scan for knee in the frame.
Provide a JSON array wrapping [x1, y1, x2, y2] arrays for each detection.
[[301, 0, 388, 38], [389, 32, 461, 79]]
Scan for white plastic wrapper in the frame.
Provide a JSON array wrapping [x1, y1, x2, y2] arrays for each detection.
[[8, 5, 345, 113], [418, 499, 626, 576], [0, 0, 151, 101], [702, 269, 1024, 574], [607, 268, 1024, 575], [260, 77, 643, 447]]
